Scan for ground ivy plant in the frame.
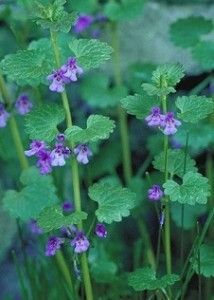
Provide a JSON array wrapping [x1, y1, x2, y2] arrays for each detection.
[[0, 1, 214, 300]]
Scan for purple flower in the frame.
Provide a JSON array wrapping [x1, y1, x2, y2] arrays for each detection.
[[74, 15, 93, 33], [45, 236, 64, 256], [24, 140, 47, 157], [62, 201, 74, 213], [71, 231, 90, 254], [161, 112, 181, 135], [50, 143, 70, 167], [47, 69, 69, 93], [61, 57, 83, 82], [95, 223, 107, 239], [15, 94, 33, 115], [73, 144, 92, 165], [28, 219, 43, 235], [148, 185, 163, 201], [145, 107, 164, 127], [37, 150, 52, 175], [56, 133, 65, 143], [0, 103, 10, 128]]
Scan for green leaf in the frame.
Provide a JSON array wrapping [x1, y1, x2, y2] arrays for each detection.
[[170, 17, 213, 48], [128, 267, 179, 291], [89, 242, 117, 283], [104, 0, 146, 22], [69, 38, 113, 69], [32, 0, 76, 32], [80, 73, 127, 108], [65, 114, 115, 144], [25, 104, 65, 142], [171, 202, 207, 230], [88, 182, 137, 224], [176, 95, 214, 123], [0, 49, 52, 86], [38, 205, 87, 232], [192, 41, 214, 71], [175, 123, 214, 155], [121, 93, 160, 119], [191, 244, 214, 278], [70, 0, 98, 14], [153, 149, 197, 178], [142, 64, 185, 96], [163, 172, 210, 205], [3, 167, 58, 221]]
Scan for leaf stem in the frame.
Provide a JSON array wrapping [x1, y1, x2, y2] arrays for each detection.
[[50, 29, 93, 300], [111, 22, 132, 184]]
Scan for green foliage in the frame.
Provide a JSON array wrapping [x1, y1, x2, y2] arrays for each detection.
[[176, 95, 214, 123], [163, 172, 210, 205], [170, 17, 213, 48], [25, 104, 65, 142], [81, 73, 127, 108], [88, 182, 137, 223], [191, 244, 214, 278], [192, 41, 214, 70], [69, 38, 113, 69], [32, 0, 76, 32], [153, 149, 197, 178], [65, 115, 115, 144], [104, 0, 146, 22], [128, 267, 179, 291], [175, 123, 214, 155], [142, 64, 185, 96], [0, 49, 52, 86], [89, 242, 118, 283], [3, 167, 58, 221], [121, 92, 160, 120], [69, 0, 98, 13], [171, 202, 207, 229], [38, 205, 87, 232]]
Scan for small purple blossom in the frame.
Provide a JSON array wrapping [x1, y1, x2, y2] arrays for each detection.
[[24, 140, 47, 157], [61, 57, 83, 82], [47, 69, 69, 93], [28, 219, 43, 235], [145, 107, 164, 127], [37, 149, 52, 175], [74, 144, 92, 165], [50, 143, 70, 167], [162, 112, 181, 135], [62, 201, 74, 213], [95, 223, 107, 239], [148, 185, 163, 201], [74, 15, 93, 33], [15, 94, 33, 115], [45, 236, 64, 256], [0, 103, 10, 128], [71, 231, 90, 254], [56, 133, 65, 143]]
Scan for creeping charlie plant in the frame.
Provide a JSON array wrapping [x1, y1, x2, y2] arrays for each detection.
[[0, 1, 213, 300]]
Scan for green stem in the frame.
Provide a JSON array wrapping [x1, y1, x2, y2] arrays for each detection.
[[50, 29, 93, 300], [111, 22, 132, 184], [189, 75, 213, 96]]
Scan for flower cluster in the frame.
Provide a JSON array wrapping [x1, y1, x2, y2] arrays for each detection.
[[15, 94, 33, 115], [148, 184, 164, 201], [74, 14, 108, 36], [145, 106, 181, 135], [47, 57, 83, 93], [25, 135, 71, 175]]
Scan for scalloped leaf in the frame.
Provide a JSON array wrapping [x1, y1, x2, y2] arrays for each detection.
[[3, 167, 58, 221], [65, 114, 115, 144], [191, 244, 214, 278], [163, 172, 210, 205], [153, 149, 197, 178], [69, 38, 113, 69], [192, 41, 214, 71], [176, 95, 214, 123], [170, 17, 213, 48], [38, 205, 87, 233], [88, 182, 137, 224], [128, 267, 179, 291], [121, 93, 160, 119], [25, 104, 65, 142]]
